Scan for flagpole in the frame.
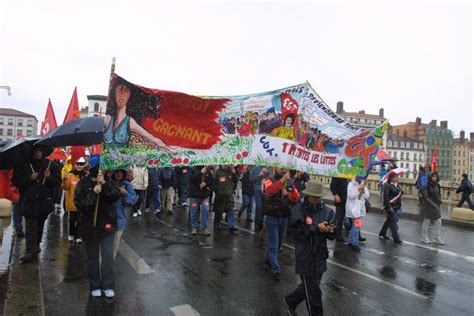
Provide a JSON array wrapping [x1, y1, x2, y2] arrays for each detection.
[[93, 57, 116, 228]]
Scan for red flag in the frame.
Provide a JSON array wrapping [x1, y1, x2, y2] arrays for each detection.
[[431, 146, 438, 173], [40, 99, 58, 136], [280, 92, 300, 132], [63, 87, 80, 124], [47, 147, 67, 161]]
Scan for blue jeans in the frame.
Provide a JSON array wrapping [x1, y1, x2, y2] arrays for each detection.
[[179, 183, 188, 204], [238, 194, 254, 219], [147, 184, 161, 210], [265, 216, 288, 273], [190, 197, 210, 230], [348, 218, 361, 246], [254, 190, 264, 226], [12, 203, 23, 233]]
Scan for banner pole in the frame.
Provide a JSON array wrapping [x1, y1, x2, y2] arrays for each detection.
[[93, 57, 116, 228]]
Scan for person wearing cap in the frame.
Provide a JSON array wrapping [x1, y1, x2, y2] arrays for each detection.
[[61, 157, 87, 244], [263, 167, 300, 281], [111, 169, 137, 259], [345, 176, 369, 252], [284, 180, 335, 316], [12, 145, 61, 263]]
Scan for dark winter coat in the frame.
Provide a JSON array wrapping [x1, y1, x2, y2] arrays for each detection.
[[421, 181, 442, 220], [213, 168, 235, 213], [383, 183, 404, 211], [147, 168, 160, 186], [188, 167, 214, 200], [175, 167, 190, 185], [159, 167, 177, 189], [74, 176, 121, 239], [240, 171, 254, 196], [329, 177, 348, 206], [12, 158, 61, 218], [290, 198, 335, 276], [456, 178, 472, 197]]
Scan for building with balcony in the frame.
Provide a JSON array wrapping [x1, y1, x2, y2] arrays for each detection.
[[451, 130, 470, 183], [0, 108, 38, 141], [386, 129, 425, 179]]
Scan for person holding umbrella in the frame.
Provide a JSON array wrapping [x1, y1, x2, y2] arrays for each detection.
[[74, 163, 121, 298], [12, 145, 61, 263]]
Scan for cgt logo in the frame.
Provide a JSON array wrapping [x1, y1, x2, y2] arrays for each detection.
[[259, 136, 276, 156]]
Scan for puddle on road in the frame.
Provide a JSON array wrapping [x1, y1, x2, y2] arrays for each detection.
[[209, 256, 233, 263], [415, 277, 437, 297], [379, 266, 397, 279]]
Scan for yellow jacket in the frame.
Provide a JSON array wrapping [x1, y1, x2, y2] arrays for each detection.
[[61, 171, 82, 212], [61, 162, 72, 179], [271, 126, 296, 141]]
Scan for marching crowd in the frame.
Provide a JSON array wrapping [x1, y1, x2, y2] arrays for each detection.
[[9, 145, 473, 315]]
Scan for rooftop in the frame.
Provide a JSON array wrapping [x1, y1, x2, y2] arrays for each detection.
[[87, 95, 107, 101], [387, 133, 420, 143], [341, 111, 386, 120], [0, 108, 38, 121]]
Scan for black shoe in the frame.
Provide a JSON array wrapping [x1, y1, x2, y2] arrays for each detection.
[[264, 260, 271, 269], [229, 227, 239, 233], [16, 231, 25, 238], [348, 244, 361, 252], [359, 236, 367, 242], [344, 223, 352, 231], [283, 298, 298, 316], [246, 218, 253, 223], [394, 239, 403, 244], [20, 254, 37, 264], [336, 238, 345, 243], [272, 272, 281, 281], [379, 235, 390, 240]]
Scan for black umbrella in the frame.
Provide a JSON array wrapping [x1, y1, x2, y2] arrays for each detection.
[[35, 117, 105, 147], [0, 136, 53, 170]]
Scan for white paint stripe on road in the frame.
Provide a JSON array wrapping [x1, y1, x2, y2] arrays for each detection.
[[119, 240, 155, 275], [361, 230, 474, 263], [170, 304, 201, 316], [235, 225, 429, 300]]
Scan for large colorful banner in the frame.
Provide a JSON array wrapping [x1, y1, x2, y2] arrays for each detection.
[[101, 74, 387, 178]]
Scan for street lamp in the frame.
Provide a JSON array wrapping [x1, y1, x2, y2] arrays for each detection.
[[0, 86, 12, 96]]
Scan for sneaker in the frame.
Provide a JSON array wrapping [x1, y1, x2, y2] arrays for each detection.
[[182, 202, 188, 207], [201, 229, 211, 236], [359, 236, 367, 242], [433, 239, 445, 245], [91, 289, 102, 298], [394, 239, 403, 244], [272, 272, 281, 281], [76, 238, 82, 244], [16, 231, 25, 238], [421, 239, 431, 244], [132, 212, 138, 218], [68, 235, 74, 242], [103, 289, 115, 298], [137, 209, 142, 216], [154, 209, 161, 215], [191, 228, 198, 235]]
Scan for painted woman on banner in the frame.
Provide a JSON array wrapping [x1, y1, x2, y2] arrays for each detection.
[[104, 76, 176, 154]]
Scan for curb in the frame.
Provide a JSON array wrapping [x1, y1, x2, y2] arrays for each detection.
[[321, 198, 474, 231]]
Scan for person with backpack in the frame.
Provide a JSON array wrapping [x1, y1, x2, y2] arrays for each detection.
[[160, 167, 177, 215], [237, 165, 255, 222], [263, 167, 300, 281], [379, 172, 404, 243], [456, 173, 473, 210], [420, 172, 445, 244], [12, 145, 61, 263], [189, 166, 214, 236]]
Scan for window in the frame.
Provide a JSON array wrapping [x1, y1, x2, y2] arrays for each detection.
[[401, 162, 404, 168], [26, 130, 32, 136], [18, 119, 23, 126], [8, 118, 13, 126], [388, 140, 392, 147], [27, 120, 33, 127], [463, 160, 466, 166], [388, 151, 392, 156], [463, 151, 466, 157], [454, 151, 457, 157], [406, 153, 410, 160], [394, 141, 398, 147], [401, 152, 404, 160], [16, 129, 22, 136], [420, 154, 423, 161], [94, 102, 100, 112], [414, 153, 417, 161], [7, 129, 13, 136], [454, 160, 456, 166], [401, 142, 405, 148], [393, 152, 398, 158], [0, 128, 2, 135], [0, 118, 3, 124]]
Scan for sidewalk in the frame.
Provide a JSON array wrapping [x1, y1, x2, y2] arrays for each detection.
[[320, 187, 474, 230]]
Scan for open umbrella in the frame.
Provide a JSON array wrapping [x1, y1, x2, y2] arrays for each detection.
[[379, 167, 410, 184], [35, 117, 104, 147], [0, 136, 53, 170]]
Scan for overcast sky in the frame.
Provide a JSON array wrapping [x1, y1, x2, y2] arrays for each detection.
[[0, 0, 472, 136]]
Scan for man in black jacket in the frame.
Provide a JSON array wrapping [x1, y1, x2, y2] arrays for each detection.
[[285, 180, 335, 316], [456, 173, 473, 210], [329, 177, 348, 242], [12, 145, 60, 263], [237, 165, 254, 221], [189, 166, 214, 236]]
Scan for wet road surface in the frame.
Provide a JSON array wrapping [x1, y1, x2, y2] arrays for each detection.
[[10, 202, 474, 315]]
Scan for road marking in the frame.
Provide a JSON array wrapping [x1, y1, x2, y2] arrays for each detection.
[[361, 230, 474, 263], [119, 240, 155, 274], [170, 304, 201, 316], [234, 225, 429, 300]]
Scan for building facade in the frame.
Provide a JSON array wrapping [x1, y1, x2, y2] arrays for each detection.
[[386, 131, 425, 179], [469, 133, 474, 182], [80, 95, 107, 118], [451, 131, 470, 183], [0, 108, 38, 141], [335, 101, 387, 149]]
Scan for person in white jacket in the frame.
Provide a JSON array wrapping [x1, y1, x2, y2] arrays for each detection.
[[131, 166, 149, 217], [345, 177, 369, 251]]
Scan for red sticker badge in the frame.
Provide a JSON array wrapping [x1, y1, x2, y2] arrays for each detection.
[[305, 216, 313, 225]]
